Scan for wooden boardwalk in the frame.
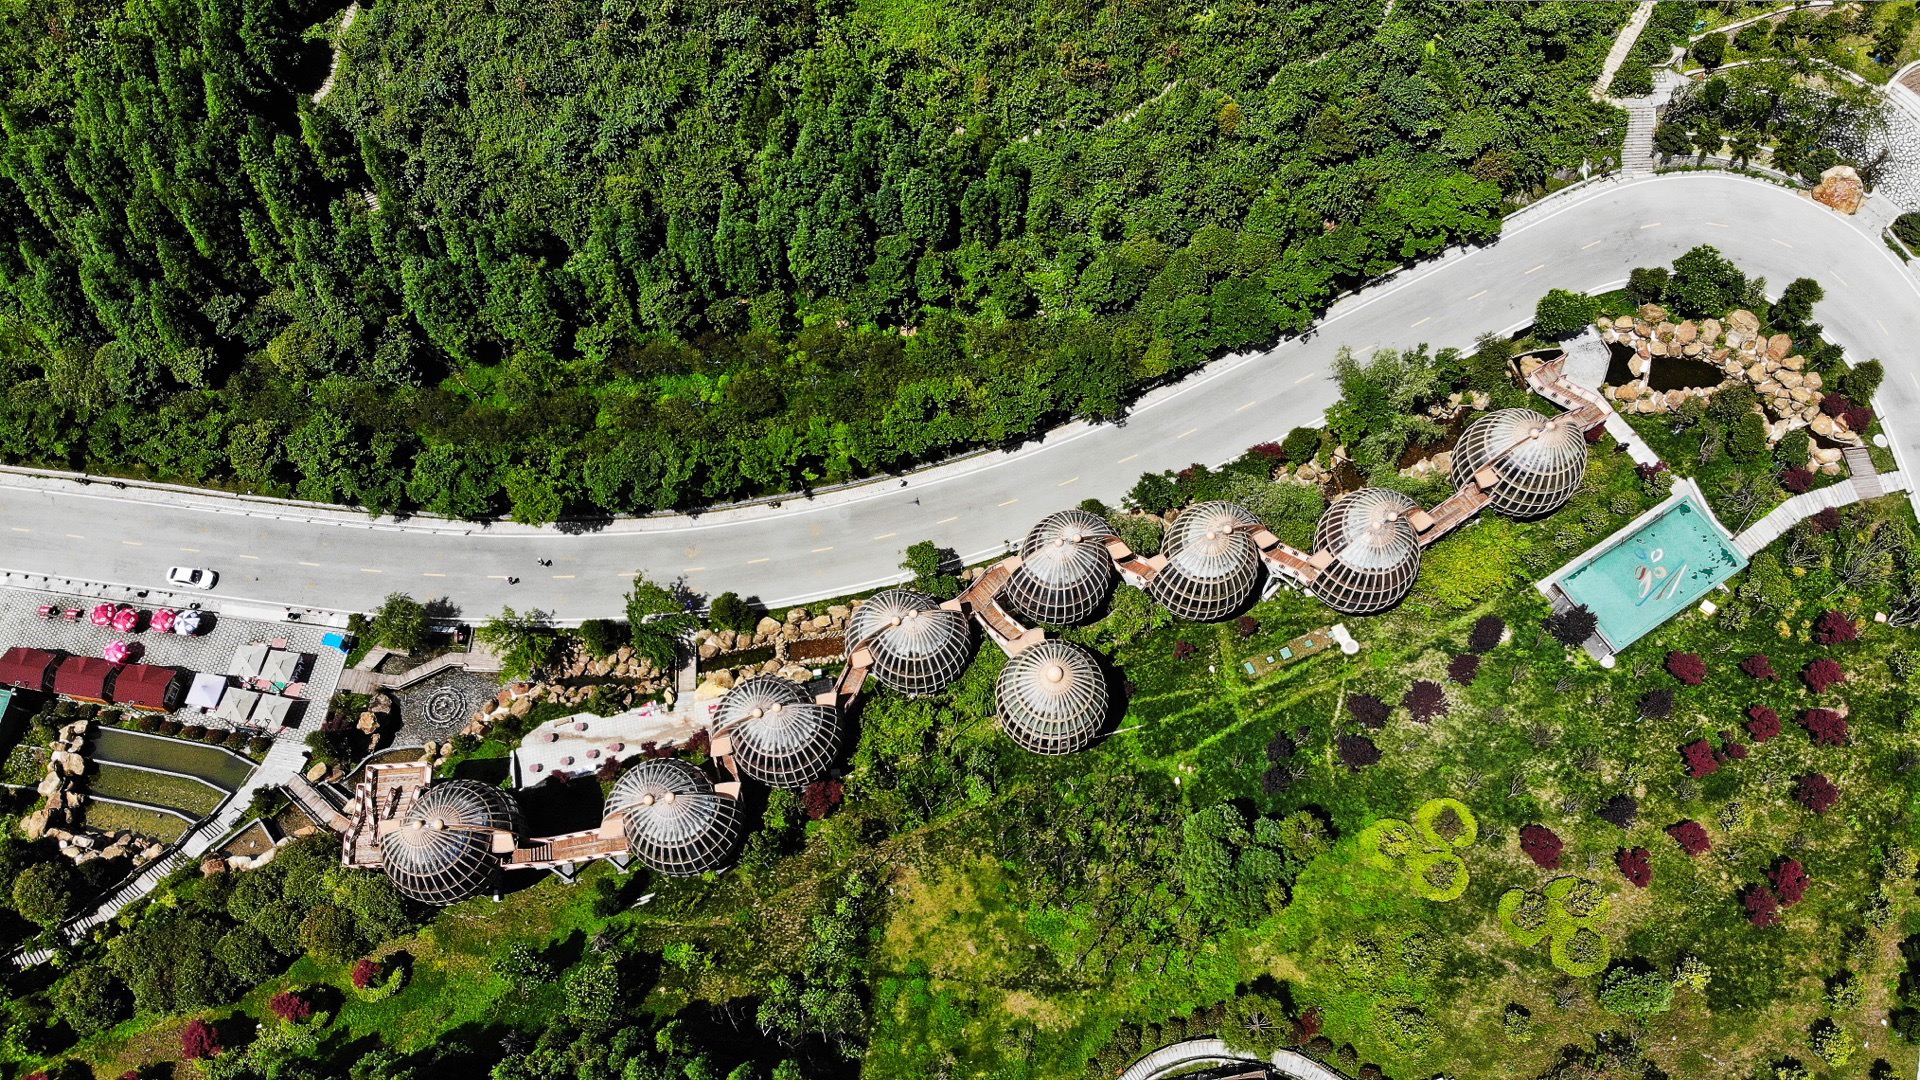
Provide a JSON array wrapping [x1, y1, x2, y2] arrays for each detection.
[[1117, 1038, 1350, 1080], [1733, 468, 1910, 559]]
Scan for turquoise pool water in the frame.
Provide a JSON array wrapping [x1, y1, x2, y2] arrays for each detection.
[[1553, 493, 1746, 650]]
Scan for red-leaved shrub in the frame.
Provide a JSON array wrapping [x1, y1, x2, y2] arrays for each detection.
[[1468, 616, 1506, 654], [1173, 640, 1196, 661], [182, 1019, 221, 1060], [1680, 739, 1720, 779], [1813, 610, 1858, 645], [1402, 680, 1449, 722], [1802, 659, 1846, 693], [1447, 653, 1480, 685], [1346, 693, 1390, 729], [1739, 654, 1777, 681], [1770, 859, 1809, 906], [1798, 707, 1849, 747], [1722, 739, 1748, 761], [1744, 884, 1781, 927], [352, 958, 383, 990], [1780, 467, 1814, 494], [1745, 704, 1781, 742], [1336, 734, 1381, 769], [1638, 688, 1675, 719], [1666, 651, 1707, 685], [803, 779, 845, 820], [1809, 507, 1842, 534], [1794, 774, 1839, 815], [268, 990, 313, 1024], [1616, 847, 1653, 889], [1519, 824, 1564, 869], [1841, 404, 1875, 432], [1667, 820, 1711, 857]]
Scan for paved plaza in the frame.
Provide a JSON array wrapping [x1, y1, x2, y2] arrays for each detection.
[[0, 585, 347, 728]]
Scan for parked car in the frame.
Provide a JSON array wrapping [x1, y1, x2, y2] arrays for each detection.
[[166, 566, 218, 590]]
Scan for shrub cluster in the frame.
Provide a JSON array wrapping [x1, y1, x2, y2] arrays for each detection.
[[1680, 740, 1719, 779], [1402, 680, 1449, 723], [1596, 794, 1638, 830], [1337, 735, 1381, 770], [1746, 704, 1781, 742], [1740, 654, 1778, 681], [1346, 693, 1390, 730], [1667, 821, 1711, 857], [1802, 659, 1846, 694], [1519, 824, 1564, 870], [1358, 799, 1479, 902], [1797, 708, 1848, 747], [1468, 616, 1506, 654], [1794, 774, 1839, 815], [1497, 876, 1612, 977], [1446, 654, 1480, 686], [1812, 610, 1858, 645], [1616, 847, 1652, 889]]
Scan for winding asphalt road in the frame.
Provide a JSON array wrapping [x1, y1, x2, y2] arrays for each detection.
[[1, 173, 1915, 622]]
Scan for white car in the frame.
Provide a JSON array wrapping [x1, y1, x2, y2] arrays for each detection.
[[167, 566, 218, 590]]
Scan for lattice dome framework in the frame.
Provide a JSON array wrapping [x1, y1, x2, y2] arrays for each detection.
[[1149, 501, 1262, 622], [1310, 487, 1423, 615], [846, 588, 974, 695], [1451, 408, 1589, 519], [607, 758, 742, 876], [379, 780, 524, 906], [716, 675, 840, 789], [1004, 509, 1117, 626], [994, 639, 1110, 755]]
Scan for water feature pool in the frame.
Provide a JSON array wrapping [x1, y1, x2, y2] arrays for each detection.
[[91, 727, 255, 789], [1543, 482, 1746, 652]]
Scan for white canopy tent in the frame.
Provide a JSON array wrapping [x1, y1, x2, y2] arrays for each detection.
[[253, 695, 295, 728], [259, 650, 300, 685], [211, 688, 260, 725], [185, 672, 228, 710], [228, 643, 268, 679]]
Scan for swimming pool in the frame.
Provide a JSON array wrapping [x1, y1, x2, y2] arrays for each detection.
[[1544, 481, 1746, 652]]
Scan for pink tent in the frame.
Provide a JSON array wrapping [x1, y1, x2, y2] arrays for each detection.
[[111, 607, 140, 633], [102, 641, 134, 663], [89, 603, 115, 627], [151, 609, 177, 634]]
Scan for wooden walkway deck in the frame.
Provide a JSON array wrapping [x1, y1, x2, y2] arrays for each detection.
[[1733, 468, 1910, 558], [1117, 1038, 1350, 1080]]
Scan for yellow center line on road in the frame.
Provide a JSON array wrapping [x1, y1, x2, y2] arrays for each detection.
[[8, 527, 26, 532], [1639, 222, 1661, 229], [1236, 400, 1257, 412], [1117, 453, 1139, 464], [360, 568, 382, 574], [1524, 264, 1546, 274], [1410, 316, 1431, 328], [180, 547, 199, 553], [873, 532, 897, 540], [1294, 371, 1318, 384], [422, 572, 446, 578], [122, 540, 142, 546], [617, 571, 638, 577], [936, 516, 959, 525], [997, 498, 1020, 506], [747, 558, 771, 565], [1705, 221, 1729, 228], [65, 534, 84, 540], [1177, 428, 1198, 438], [812, 546, 835, 553], [1058, 477, 1079, 486], [298, 561, 321, 567], [1581, 240, 1603, 249], [1772, 238, 1793, 248], [672, 569, 694, 575], [1879, 319, 1890, 335], [1467, 289, 1488, 300], [555, 573, 578, 578], [238, 554, 260, 560], [488, 574, 509, 580]]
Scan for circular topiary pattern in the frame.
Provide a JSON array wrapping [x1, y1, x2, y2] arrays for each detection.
[[1361, 799, 1479, 902], [1414, 798, 1479, 849], [1499, 876, 1613, 976]]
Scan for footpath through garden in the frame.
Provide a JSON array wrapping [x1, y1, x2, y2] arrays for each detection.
[[1732, 452, 1911, 557], [1117, 1038, 1348, 1080]]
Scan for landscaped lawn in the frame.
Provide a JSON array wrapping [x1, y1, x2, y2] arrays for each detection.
[[87, 763, 227, 818]]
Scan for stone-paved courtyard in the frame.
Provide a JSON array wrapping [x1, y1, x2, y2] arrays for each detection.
[[389, 666, 502, 748], [0, 586, 347, 728]]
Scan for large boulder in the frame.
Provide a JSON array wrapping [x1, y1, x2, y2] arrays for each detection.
[[1811, 165, 1865, 215], [20, 809, 49, 840], [305, 760, 330, 782], [1726, 310, 1760, 336], [1766, 333, 1793, 361], [1637, 303, 1669, 323]]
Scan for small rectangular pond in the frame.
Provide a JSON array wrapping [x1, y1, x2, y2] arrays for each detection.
[[91, 727, 255, 789], [1541, 479, 1746, 653]]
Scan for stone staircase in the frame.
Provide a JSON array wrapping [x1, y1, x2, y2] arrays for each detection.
[[1622, 100, 1659, 175]]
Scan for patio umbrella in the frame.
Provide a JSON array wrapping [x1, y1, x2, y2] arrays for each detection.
[[102, 641, 133, 663], [112, 607, 140, 633], [151, 609, 177, 634], [90, 603, 115, 627], [185, 672, 226, 710], [173, 609, 203, 636]]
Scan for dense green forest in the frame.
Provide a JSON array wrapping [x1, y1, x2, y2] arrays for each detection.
[[0, 0, 1629, 520]]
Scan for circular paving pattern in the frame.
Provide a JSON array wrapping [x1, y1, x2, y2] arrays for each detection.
[[393, 668, 501, 745]]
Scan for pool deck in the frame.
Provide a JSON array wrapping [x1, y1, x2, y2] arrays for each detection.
[[1538, 478, 1747, 656]]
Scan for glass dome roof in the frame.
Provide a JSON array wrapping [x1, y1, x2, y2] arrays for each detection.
[[846, 588, 973, 696], [379, 780, 524, 906], [1451, 408, 1589, 519], [715, 675, 839, 790], [607, 758, 742, 876], [1149, 501, 1262, 621], [1004, 509, 1116, 626], [994, 640, 1109, 755], [1310, 487, 1423, 615]]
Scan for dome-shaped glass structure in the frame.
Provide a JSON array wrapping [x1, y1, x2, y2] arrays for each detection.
[[379, 780, 524, 906], [845, 588, 973, 695], [1004, 510, 1116, 626], [994, 640, 1110, 755], [1149, 501, 1262, 621], [1310, 488, 1423, 615], [607, 759, 741, 876], [1450, 408, 1589, 519], [715, 675, 839, 790]]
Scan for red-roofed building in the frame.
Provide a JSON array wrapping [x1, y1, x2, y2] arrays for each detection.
[[53, 657, 117, 705], [0, 647, 60, 692], [111, 664, 185, 712]]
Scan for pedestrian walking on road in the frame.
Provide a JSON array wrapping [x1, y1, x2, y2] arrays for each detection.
[[507, 576, 519, 585]]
